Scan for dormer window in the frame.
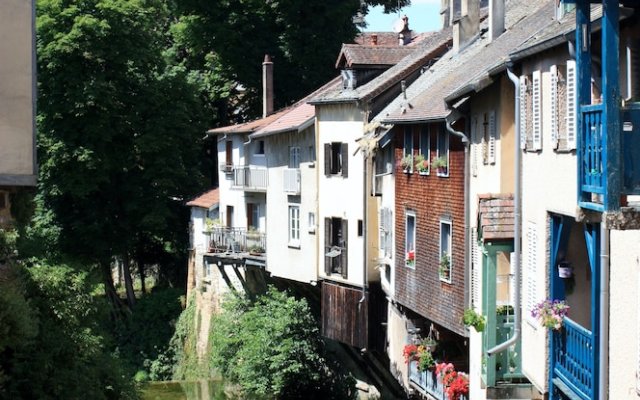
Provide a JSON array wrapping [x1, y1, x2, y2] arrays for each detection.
[[342, 69, 357, 90]]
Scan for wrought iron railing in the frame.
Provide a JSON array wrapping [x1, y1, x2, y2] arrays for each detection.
[[206, 227, 266, 254], [552, 317, 594, 400], [580, 104, 605, 209], [233, 166, 268, 191], [283, 168, 301, 194]]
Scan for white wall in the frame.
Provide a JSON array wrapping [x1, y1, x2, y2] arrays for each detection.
[[379, 171, 395, 296], [217, 134, 249, 228], [316, 103, 366, 287], [609, 229, 640, 400], [265, 125, 318, 284]]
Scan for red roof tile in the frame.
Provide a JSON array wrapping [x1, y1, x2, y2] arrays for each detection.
[[186, 188, 219, 209], [477, 194, 515, 241]]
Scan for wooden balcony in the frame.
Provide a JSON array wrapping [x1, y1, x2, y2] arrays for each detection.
[[232, 166, 268, 192], [283, 168, 301, 194], [551, 317, 595, 400]]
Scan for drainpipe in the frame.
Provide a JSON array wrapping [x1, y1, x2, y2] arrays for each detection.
[[488, 66, 521, 356], [445, 114, 470, 309], [599, 224, 609, 400]]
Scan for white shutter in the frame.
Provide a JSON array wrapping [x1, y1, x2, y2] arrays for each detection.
[[550, 65, 559, 149], [566, 60, 577, 150], [488, 110, 497, 164], [471, 117, 478, 176], [471, 228, 481, 310], [532, 70, 542, 150], [519, 76, 528, 149], [526, 223, 538, 325]]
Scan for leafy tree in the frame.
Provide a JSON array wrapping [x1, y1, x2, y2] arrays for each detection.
[[209, 288, 356, 399], [36, 0, 206, 307]]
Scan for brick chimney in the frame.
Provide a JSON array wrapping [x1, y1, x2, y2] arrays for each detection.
[[262, 54, 274, 118], [453, 0, 479, 53], [489, 0, 505, 42]]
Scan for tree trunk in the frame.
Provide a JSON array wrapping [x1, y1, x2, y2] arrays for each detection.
[[138, 259, 146, 294], [122, 253, 136, 308], [101, 262, 126, 319]]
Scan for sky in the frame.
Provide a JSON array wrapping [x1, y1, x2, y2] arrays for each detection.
[[363, 0, 442, 33]]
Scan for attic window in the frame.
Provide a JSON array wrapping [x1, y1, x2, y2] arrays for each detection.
[[342, 69, 357, 89]]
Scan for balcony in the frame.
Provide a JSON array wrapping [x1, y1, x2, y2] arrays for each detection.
[[551, 317, 594, 400], [219, 163, 234, 174], [409, 361, 468, 400], [283, 168, 301, 194], [206, 227, 266, 255], [233, 166, 268, 191], [579, 104, 640, 211]]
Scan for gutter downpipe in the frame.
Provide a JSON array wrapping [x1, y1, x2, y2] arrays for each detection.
[[600, 224, 609, 400], [445, 113, 470, 310], [487, 66, 521, 356]]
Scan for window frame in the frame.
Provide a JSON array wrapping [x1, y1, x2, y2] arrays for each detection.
[[288, 204, 301, 248], [289, 146, 301, 169], [418, 126, 430, 175], [436, 126, 450, 177], [439, 220, 452, 283], [405, 211, 416, 269], [255, 139, 266, 156], [403, 127, 414, 173]]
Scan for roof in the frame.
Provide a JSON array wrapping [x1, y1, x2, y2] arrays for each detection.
[[250, 77, 342, 139], [310, 28, 453, 105], [335, 44, 416, 69], [378, 0, 553, 124], [477, 194, 515, 241], [186, 188, 219, 209], [206, 110, 288, 136]]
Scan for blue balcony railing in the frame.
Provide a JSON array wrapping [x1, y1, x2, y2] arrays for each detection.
[[409, 361, 468, 400], [552, 317, 594, 400], [579, 104, 605, 209]]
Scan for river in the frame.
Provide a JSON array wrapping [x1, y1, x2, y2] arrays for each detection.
[[141, 380, 242, 400]]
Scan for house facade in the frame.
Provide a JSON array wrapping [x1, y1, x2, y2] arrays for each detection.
[[0, 0, 37, 226]]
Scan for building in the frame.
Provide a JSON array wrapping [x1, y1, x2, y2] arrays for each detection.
[[0, 0, 37, 226]]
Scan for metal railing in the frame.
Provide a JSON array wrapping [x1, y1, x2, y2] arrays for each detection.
[[206, 227, 266, 254], [283, 168, 301, 194], [580, 105, 605, 206], [233, 166, 268, 191], [552, 317, 594, 400]]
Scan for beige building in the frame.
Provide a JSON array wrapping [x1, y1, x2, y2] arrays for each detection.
[[0, 0, 37, 225]]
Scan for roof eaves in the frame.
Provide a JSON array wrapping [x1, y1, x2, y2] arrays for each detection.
[[380, 114, 446, 124], [307, 96, 359, 106], [249, 116, 314, 139], [509, 33, 571, 63]]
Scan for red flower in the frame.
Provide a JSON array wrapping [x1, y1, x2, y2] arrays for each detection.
[[402, 344, 418, 364]]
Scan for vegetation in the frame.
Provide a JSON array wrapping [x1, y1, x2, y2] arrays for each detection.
[[462, 308, 486, 332], [209, 288, 356, 399]]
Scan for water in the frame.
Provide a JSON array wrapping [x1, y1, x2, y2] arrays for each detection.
[[141, 380, 241, 400]]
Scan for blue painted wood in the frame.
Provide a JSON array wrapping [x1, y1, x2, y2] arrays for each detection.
[[553, 318, 594, 400], [585, 222, 601, 399], [575, 0, 592, 211], [622, 105, 640, 194]]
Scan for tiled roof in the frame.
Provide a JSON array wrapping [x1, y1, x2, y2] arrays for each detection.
[[477, 194, 514, 241], [310, 28, 452, 105], [378, 0, 553, 124], [250, 77, 342, 139], [335, 45, 416, 69], [206, 110, 288, 136], [186, 188, 219, 209]]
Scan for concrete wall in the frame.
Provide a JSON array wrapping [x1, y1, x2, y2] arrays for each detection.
[[316, 103, 366, 287], [520, 48, 576, 393], [609, 229, 640, 400], [264, 125, 318, 284], [0, 0, 36, 186], [387, 304, 410, 389]]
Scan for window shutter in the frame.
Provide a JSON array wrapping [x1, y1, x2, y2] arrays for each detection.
[[341, 143, 349, 177], [519, 76, 528, 149], [526, 223, 538, 323], [550, 65, 559, 149], [471, 117, 478, 176], [532, 70, 542, 150], [471, 228, 481, 309], [324, 218, 331, 275], [488, 110, 497, 164], [324, 143, 331, 176], [341, 219, 348, 279], [566, 60, 577, 150]]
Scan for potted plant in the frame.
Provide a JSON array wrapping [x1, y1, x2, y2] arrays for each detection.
[[406, 249, 415, 267], [439, 252, 451, 280], [558, 261, 573, 278], [400, 154, 413, 173], [436, 362, 469, 400], [416, 346, 435, 371], [249, 244, 265, 255], [414, 154, 430, 175], [402, 344, 419, 364], [463, 308, 486, 332], [432, 156, 448, 175], [531, 299, 570, 330]]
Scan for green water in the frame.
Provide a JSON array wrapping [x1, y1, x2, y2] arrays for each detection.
[[141, 380, 241, 400]]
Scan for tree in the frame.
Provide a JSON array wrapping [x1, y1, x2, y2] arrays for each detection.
[[36, 0, 206, 307], [209, 288, 356, 399]]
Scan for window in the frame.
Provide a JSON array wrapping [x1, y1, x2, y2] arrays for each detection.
[[247, 203, 259, 230], [436, 126, 449, 176], [226, 205, 234, 228], [418, 126, 430, 174], [380, 207, 392, 258], [222, 140, 233, 173], [255, 140, 265, 155], [403, 127, 414, 172], [289, 146, 300, 168], [308, 145, 316, 165], [482, 111, 497, 165], [288, 205, 300, 246], [357, 220, 363, 237], [405, 212, 416, 268], [324, 142, 348, 177], [308, 212, 316, 234], [439, 220, 452, 282], [324, 217, 348, 278]]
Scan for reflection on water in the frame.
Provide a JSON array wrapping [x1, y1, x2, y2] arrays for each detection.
[[142, 380, 241, 400]]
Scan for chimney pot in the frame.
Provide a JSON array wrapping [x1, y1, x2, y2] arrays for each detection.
[[489, 0, 505, 42], [262, 54, 274, 118], [371, 33, 378, 46]]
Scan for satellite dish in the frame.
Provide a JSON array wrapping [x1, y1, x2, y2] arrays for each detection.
[[392, 18, 405, 33]]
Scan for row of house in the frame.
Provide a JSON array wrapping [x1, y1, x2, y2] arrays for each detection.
[[188, 1, 640, 399]]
